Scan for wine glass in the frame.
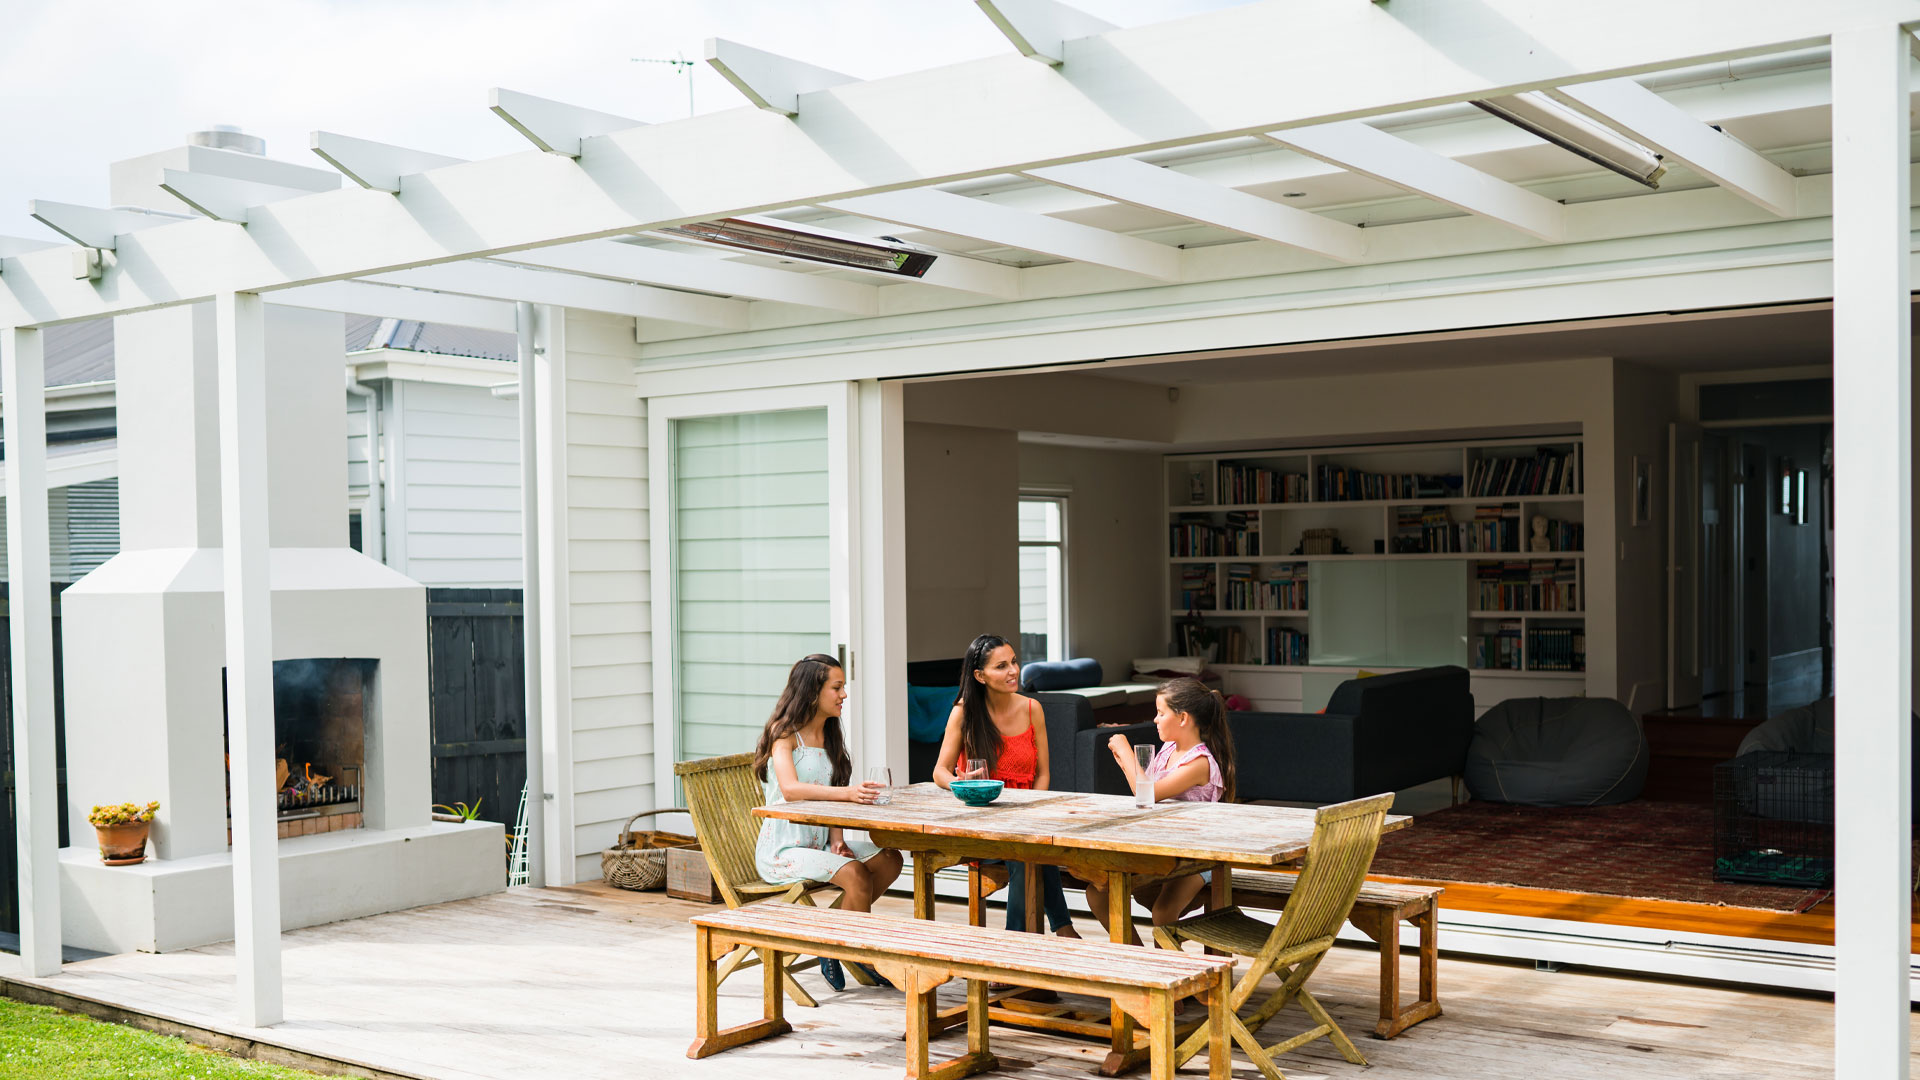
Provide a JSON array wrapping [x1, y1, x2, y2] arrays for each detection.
[[866, 766, 892, 805]]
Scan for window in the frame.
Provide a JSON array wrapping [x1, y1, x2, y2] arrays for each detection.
[[1018, 495, 1067, 663]]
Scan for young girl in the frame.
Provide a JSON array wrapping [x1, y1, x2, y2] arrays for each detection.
[[931, 634, 1079, 938], [754, 653, 904, 990], [1082, 677, 1238, 938]]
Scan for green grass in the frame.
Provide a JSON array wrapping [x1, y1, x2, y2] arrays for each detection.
[[0, 995, 324, 1079]]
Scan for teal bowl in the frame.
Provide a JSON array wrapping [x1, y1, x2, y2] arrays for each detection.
[[950, 779, 1004, 806]]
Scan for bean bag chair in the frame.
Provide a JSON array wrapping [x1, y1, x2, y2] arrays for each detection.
[[1466, 697, 1648, 807]]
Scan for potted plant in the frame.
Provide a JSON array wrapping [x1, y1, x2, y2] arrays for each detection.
[[89, 801, 160, 865]]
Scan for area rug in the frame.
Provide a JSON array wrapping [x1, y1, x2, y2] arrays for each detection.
[[1368, 800, 1833, 913]]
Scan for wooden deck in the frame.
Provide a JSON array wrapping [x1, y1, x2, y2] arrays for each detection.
[[0, 882, 1903, 1080]]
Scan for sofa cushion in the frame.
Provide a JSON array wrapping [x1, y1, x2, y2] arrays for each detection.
[[1022, 657, 1103, 691], [907, 684, 957, 743]]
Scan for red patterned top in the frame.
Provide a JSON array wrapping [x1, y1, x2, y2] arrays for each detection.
[[987, 699, 1039, 789]]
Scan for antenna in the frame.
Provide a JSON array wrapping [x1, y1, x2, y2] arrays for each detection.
[[632, 53, 696, 118]]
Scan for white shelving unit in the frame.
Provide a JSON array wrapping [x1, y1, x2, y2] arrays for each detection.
[[1165, 435, 1590, 712]]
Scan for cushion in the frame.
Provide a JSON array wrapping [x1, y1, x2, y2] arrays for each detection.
[[1022, 657, 1103, 692], [1046, 686, 1127, 709], [1133, 656, 1204, 680], [1466, 697, 1648, 807], [907, 684, 957, 743], [1737, 697, 1835, 756]]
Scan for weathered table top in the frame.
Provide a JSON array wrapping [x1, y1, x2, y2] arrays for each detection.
[[755, 784, 1410, 867]]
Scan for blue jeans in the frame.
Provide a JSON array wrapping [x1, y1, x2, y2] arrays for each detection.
[[998, 861, 1073, 933]]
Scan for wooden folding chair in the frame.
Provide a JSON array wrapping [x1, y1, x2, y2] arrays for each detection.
[[1153, 793, 1395, 1080], [673, 752, 872, 1007]]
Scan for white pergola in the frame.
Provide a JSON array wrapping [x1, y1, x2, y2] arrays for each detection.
[[2, 0, 1911, 1072]]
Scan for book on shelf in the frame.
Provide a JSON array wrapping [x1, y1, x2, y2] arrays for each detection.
[[1178, 564, 1216, 610], [1472, 619, 1525, 671], [1473, 558, 1580, 611], [1221, 561, 1308, 610], [1467, 448, 1580, 498], [1315, 466, 1460, 502], [1266, 626, 1308, 666], [1216, 461, 1308, 505], [1525, 627, 1586, 672], [1175, 621, 1253, 664]]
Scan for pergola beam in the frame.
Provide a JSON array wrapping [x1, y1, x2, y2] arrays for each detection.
[[520, 240, 878, 314], [160, 170, 332, 224], [1024, 157, 1365, 263], [272, 280, 517, 331], [975, 0, 1115, 65], [1549, 78, 1799, 216], [368, 260, 749, 328], [824, 188, 1182, 279], [311, 132, 463, 194], [703, 38, 853, 115], [0, 237, 58, 259], [26, 201, 172, 251], [489, 89, 645, 157], [1265, 122, 1566, 242], [4, 0, 1915, 327]]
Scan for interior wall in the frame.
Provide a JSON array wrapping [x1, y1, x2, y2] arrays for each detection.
[[1611, 360, 1680, 714], [1017, 442, 1162, 678], [905, 421, 1019, 662], [1755, 426, 1830, 679]]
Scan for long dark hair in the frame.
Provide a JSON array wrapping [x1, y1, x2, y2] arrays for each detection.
[[1160, 677, 1237, 802], [954, 634, 1015, 775], [752, 654, 850, 786]]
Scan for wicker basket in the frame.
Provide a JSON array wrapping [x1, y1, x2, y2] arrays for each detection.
[[600, 808, 697, 891]]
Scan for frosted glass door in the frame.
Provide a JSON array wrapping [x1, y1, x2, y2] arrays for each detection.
[[672, 408, 832, 764]]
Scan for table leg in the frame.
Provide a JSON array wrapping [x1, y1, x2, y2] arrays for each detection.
[[967, 863, 985, 927], [914, 854, 937, 922], [1024, 861, 1042, 934], [1100, 870, 1145, 1077]]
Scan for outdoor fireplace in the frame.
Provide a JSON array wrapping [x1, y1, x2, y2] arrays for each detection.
[[224, 659, 377, 839]]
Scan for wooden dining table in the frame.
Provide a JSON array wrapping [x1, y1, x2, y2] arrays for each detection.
[[755, 782, 1410, 1076]]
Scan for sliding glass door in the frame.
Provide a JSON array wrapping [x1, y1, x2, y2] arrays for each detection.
[[650, 384, 854, 796]]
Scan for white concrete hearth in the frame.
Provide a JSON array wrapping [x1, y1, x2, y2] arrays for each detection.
[[56, 280, 503, 955]]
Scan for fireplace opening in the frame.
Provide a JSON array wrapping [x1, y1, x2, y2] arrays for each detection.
[[224, 658, 377, 839]]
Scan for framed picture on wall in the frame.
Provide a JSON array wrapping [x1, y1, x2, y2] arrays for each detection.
[[1631, 456, 1652, 526]]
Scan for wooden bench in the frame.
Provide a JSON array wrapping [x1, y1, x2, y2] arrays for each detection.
[[1228, 869, 1443, 1039], [689, 904, 1233, 1080]]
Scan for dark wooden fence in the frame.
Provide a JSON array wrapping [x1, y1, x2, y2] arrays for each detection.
[[0, 585, 525, 937], [425, 589, 527, 830]]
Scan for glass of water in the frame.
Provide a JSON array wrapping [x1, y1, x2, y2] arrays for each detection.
[[1133, 744, 1156, 808], [867, 766, 892, 805], [965, 758, 988, 781]]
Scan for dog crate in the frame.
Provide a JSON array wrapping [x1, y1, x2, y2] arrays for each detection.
[[1712, 751, 1835, 887]]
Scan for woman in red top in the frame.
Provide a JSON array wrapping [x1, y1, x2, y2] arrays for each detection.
[[933, 634, 1079, 937]]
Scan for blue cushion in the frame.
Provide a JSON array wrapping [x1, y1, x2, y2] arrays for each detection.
[[1021, 658, 1103, 692], [908, 685, 957, 743]]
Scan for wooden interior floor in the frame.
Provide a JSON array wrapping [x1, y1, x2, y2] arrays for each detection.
[[1372, 874, 1920, 952], [1, 882, 1905, 1080]]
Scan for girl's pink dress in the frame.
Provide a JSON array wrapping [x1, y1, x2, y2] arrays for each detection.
[[1146, 741, 1224, 803]]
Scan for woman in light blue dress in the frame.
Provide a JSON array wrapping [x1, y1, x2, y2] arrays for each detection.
[[753, 653, 903, 990]]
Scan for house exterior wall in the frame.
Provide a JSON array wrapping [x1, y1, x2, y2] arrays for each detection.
[[379, 380, 524, 588], [559, 310, 650, 884]]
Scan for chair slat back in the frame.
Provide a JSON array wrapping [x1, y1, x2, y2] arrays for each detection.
[[673, 752, 767, 909], [1262, 792, 1394, 960]]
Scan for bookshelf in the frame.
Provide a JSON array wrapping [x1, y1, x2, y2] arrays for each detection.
[[1166, 436, 1588, 708]]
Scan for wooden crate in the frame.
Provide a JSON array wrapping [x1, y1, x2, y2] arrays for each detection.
[[665, 846, 722, 903]]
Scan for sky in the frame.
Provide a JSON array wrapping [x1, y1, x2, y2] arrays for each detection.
[[0, 0, 1247, 241]]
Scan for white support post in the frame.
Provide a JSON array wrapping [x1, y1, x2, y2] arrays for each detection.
[[214, 291, 282, 1028], [1830, 22, 1912, 1079], [857, 380, 908, 783], [517, 302, 546, 889], [530, 305, 574, 886], [3, 325, 59, 977]]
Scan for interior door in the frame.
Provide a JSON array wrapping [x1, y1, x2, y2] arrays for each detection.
[[1668, 421, 1703, 708], [1698, 433, 1734, 697], [649, 383, 856, 800]]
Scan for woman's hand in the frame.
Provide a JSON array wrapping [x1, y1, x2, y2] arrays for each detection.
[[958, 761, 987, 781], [844, 780, 886, 805]]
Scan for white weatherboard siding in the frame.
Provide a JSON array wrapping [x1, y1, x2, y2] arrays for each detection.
[[0, 479, 121, 583], [564, 311, 650, 882], [389, 380, 523, 587]]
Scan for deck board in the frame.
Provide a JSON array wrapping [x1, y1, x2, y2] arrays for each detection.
[[0, 882, 1905, 1079]]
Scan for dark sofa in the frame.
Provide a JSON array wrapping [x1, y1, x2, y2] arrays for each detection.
[[905, 658, 1148, 786], [1080, 666, 1475, 802]]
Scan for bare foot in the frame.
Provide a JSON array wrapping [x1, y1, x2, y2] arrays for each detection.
[[1054, 924, 1082, 939]]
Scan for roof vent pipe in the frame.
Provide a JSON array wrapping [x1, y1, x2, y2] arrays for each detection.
[[189, 125, 265, 156]]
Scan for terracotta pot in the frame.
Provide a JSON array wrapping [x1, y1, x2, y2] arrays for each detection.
[[94, 821, 151, 866]]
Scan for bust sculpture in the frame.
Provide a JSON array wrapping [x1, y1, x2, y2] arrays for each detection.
[[1529, 515, 1552, 552]]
